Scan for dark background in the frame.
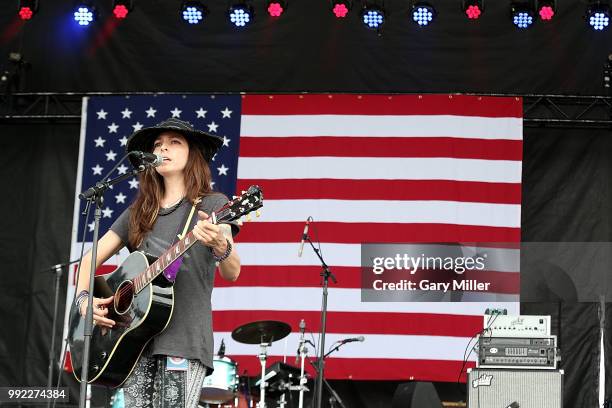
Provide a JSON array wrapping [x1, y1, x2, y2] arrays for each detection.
[[1, 0, 612, 407]]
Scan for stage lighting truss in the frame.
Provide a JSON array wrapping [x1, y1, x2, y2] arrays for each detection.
[[462, 0, 483, 20], [604, 54, 612, 91], [587, 2, 611, 31], [537, 0, 556, 21], [73, 2, 97, 26], [412, 1, 436, 27], [267, 0, 285, 17], [361, 5, 385, 30], [228, 3, 253, 27], [511, 1, 535, 29], [112, 0, 133, 19], [18, 0, 38, 21], [181, 1, 207, 25], [331, 0, 351, 18]]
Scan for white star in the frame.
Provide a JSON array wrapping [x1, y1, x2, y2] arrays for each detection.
[[115, 192, 127, 204], [121, 108, 132, 119], [132, 122, 143, 132], [207, 121, 219, 133], [96, 109, 107, 120], [92, 164, 103, 175], [108, 123, 119, 133], [105, 150, 117, 161], [94, 136, 106, 147], [117, 164, 128, 175], [210, 181, 216, 188], [170, 108, 182, 118], [146, 107, 157, 118], [102, 207, 114, 218], [211, 153, 217, 162], [128, 178, 139, 189], [221, 107, 232, 118], [196, 108, 207, 118], [217, 164, 228, 176], [88, 222, 95, 232], [222, 136, 231, 147], [119, 136, 128, 146]]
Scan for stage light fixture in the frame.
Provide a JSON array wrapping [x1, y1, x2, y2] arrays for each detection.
[[112, 0, 133, 19], [73, 2, 97, 26], [267, 0, 285, 17], [412, 2, 436, 27], [181, 1, 206, 25], [228, 4, 253, 27], [462, 0, 483, 20], [511, 1, 534, 29], [331, 0, 351, 18], [361, 5, 385, 29], [18, 0, 38, 21], [587, 3, 610, 31], [537, 0, 555, 20]]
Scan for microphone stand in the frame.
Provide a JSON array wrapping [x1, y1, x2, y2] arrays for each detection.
[[77, 155, 145, 408], [304, 235, 336, 408], [42, 259, 80, 408], [307, 358, 346, 408]]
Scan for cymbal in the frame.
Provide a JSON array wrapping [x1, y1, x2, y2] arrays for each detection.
[[231, 320, 292, 345]]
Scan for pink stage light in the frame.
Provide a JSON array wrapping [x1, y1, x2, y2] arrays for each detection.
[[539, 5, 554, 20], [268, 2, 284, 17], [333, 3, 349, 18], [113, 5, 129, 19], [465, 4, 481, 19], [18, 6, 33, 20]]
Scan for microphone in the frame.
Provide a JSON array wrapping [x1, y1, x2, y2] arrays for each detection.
[[297, 218, 310, 258], [338, 336, 365, 344], [130, 151, 164, 167], [296, 319, 306, 364], [217, 339, 225, 358]]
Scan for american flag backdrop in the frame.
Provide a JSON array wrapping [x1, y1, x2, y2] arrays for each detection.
[[64, 94, 522, 382]]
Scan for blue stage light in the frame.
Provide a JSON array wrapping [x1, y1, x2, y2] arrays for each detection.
[[229, 4, 253, 27], [73, 4, 96, 26], [587, 5, 610, 31], [512, 9, 534, 28], [412, 2, 436, 26], [181, 1, 206, 24], [361, 7, 384, 29]]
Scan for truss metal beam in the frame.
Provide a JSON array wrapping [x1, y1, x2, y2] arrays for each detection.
[[0, 92, 611, 128]]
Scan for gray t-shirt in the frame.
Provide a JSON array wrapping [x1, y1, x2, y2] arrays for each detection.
[[110, 193, 238, 371]]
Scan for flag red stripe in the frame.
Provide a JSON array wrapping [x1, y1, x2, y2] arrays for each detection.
[[238, 137, 523, 161], [235, 222, 521, 243], [213, 310, 483, 337], [241, 94, 522, 118], [236, 179, 522, 204], [216, 266, 519, 294], [226, 355, 474, 381]]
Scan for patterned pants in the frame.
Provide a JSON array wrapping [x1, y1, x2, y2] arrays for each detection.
[[122, 355, 208, 408]]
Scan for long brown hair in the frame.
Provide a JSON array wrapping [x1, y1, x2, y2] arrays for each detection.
[[128, 135, 213, 249]]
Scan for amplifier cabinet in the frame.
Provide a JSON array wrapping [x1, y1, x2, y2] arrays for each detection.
[[467, 368, 563, 408]]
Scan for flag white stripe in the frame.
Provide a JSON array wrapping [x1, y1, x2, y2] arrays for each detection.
[[237, 157, 522, 183], [234, 243, 519, 271], [240, 115, 523, 140], [212, 287, 519, 314], [214, 332, 479, 361], [252, 199, 520, 228]]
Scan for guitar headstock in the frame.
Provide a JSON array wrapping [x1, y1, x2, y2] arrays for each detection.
[[216, 185, 263, 224]]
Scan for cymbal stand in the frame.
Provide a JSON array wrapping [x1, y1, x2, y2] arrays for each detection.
[[258, 342, 270, 408], [297, 326, 309, 408]]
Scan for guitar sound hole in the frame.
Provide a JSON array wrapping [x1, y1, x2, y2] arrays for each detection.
[[114, 280, 134, 315]]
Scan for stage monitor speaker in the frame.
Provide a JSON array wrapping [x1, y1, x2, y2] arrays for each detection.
[[467, 368, 563, 408], [391, 381, 442, 408]]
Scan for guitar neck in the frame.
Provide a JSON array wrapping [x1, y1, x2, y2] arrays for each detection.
[[132, 229, 199, 294]]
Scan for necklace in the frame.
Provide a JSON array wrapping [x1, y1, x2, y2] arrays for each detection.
[[162, 196, 184, 209]]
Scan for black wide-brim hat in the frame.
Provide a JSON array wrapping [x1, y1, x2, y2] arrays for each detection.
[[126, 118, 223, 167]]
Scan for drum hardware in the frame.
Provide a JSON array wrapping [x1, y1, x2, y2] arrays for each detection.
[[232, 320, 292, 408], [201, 355, 239, 404]]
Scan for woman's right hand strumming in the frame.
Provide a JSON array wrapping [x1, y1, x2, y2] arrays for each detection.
[[79, 295, 116, 328]]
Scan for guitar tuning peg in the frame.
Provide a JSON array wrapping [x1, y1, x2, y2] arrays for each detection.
[[241, 190, 246, 194], [255, 210, 261, 217], [245, 213, 252, 222], [232, 195, 238, 199]]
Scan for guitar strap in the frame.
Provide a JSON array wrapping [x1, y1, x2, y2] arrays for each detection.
[[177, 197, 202, 240]]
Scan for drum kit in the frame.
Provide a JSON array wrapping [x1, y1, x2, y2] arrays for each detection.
[[200, 320, 310, 408]]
